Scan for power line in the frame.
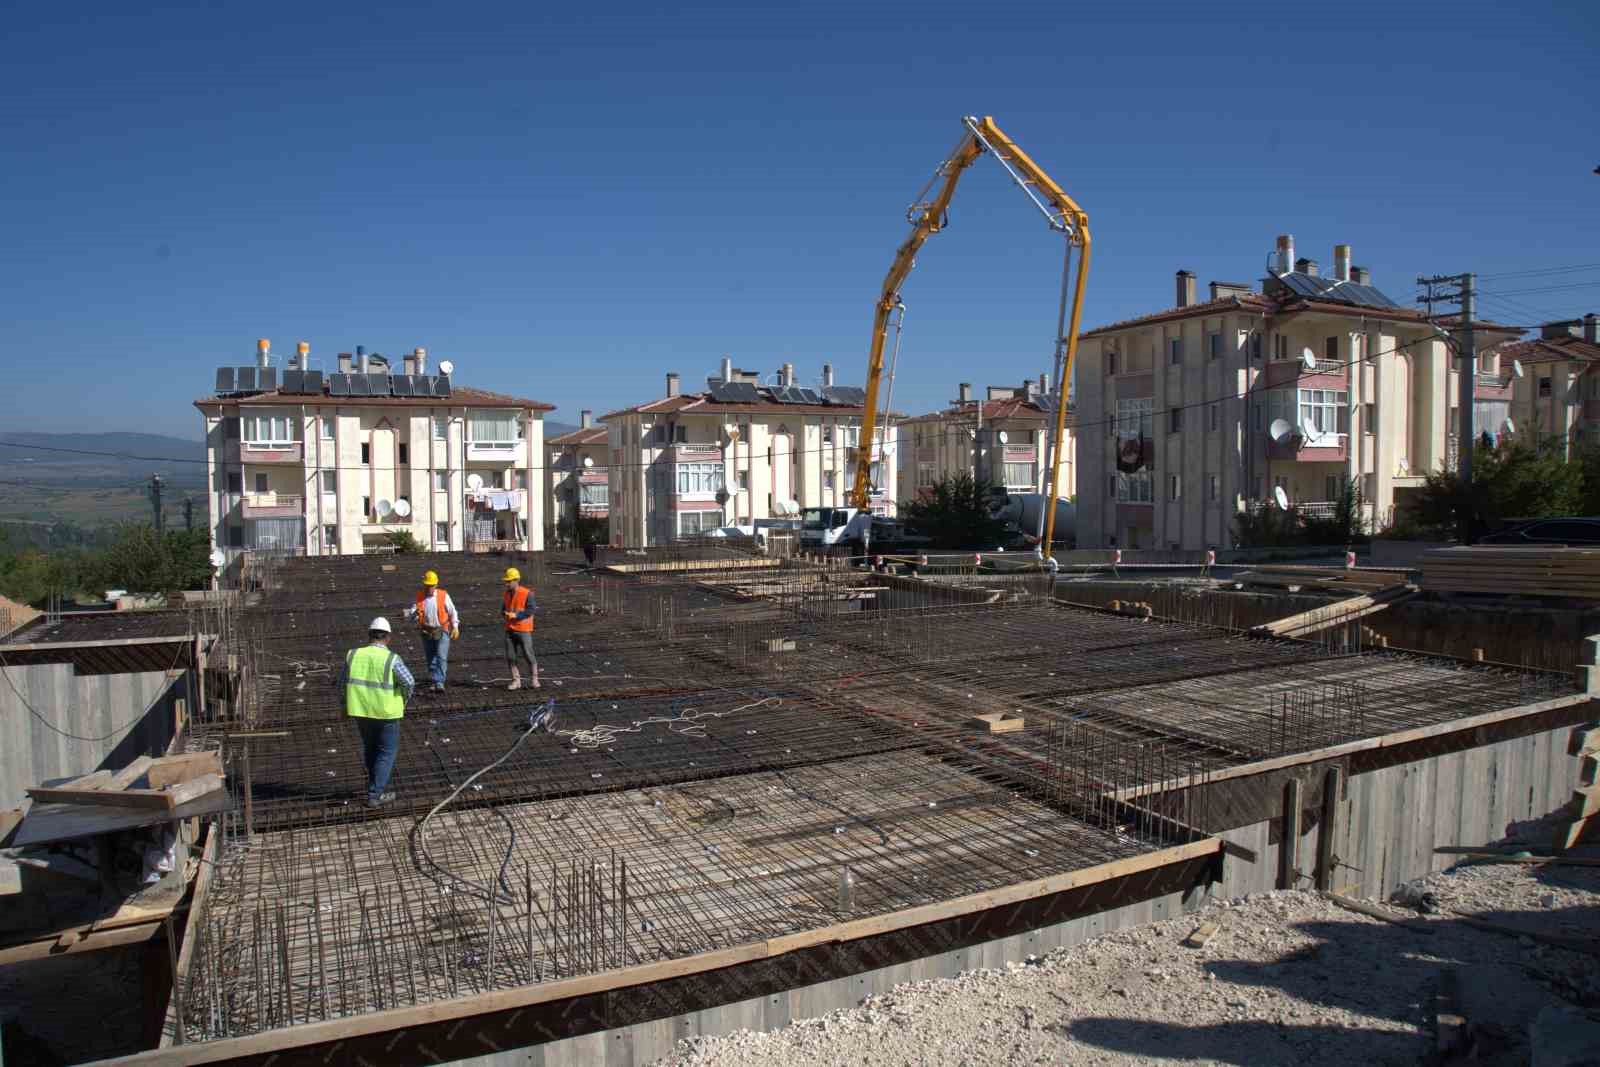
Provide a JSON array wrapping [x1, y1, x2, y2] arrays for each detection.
[[1478, 280, 1600, 297], [1478, 262, 1600, 280]]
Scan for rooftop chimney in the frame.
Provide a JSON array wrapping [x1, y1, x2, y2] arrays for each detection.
[[1542, 320, 1583, 340], [666, 371, 681, 397], [1352, 266, 1371, 286], [295, 341, 309, 369], [580, 409, 593, 429], [781, 362, 795, 388], [959, 382, 972, 404], [720, 355, 733, 384], [1587, 313, 1599, 344], [822, 363, 834, 388], [1333, 244, 1352, 282], [1209, 281, 1253, 301], [1040, 371, 1050, 397], [1176, 270, 1196, 308], [414, 347, 427, 375], [402, 354, 416, 375], [338, 352, 353, 373], [1275, 234, 1295, 275], [256, 338, 271, 369], [1295, 257, 1319, 277], [356, 345, 368, 374]]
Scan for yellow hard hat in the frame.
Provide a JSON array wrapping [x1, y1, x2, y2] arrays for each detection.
[[502, 567, 521, 582], [422, 570, 439, 586]]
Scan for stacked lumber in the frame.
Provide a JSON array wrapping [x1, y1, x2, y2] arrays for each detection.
[[1231, 565, 1410, 594], [1422, 546, 1600, 600], [1556, 722, 1600, 851], [25, 752, 224, 811], [1253, 583, 1418, 639]]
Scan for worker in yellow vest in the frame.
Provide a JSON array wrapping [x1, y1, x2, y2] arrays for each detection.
[[402, 570, 459, 692], [336, 617, 415, 808]]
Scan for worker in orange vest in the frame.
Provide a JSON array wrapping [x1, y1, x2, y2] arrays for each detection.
[[501, 566, 540, 690], [403, 570, 459, 692]]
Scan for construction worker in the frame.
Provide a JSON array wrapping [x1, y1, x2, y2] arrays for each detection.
[[402, 569, 459, 692], [501, 566, 540, 690], [335, 617, 414, 809]]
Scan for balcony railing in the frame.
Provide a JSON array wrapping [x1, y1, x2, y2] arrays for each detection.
[[241, 493, 303, 518]]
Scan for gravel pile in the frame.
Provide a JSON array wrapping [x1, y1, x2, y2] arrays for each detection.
[[664, 858, 1600, 1066]]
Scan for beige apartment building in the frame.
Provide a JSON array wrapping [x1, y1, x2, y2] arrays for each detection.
[[1494, 315, 1600, 456], [197, 343, 551, 564], [545, 410, 609, 542], [1076, 236, 1518, 550], [602, 359, 897, 547], [899, 377, 1075, 500]]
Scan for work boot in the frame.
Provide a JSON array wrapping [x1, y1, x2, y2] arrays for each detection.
[[431, 682, 445, 692], [508, 669, 522, 691], [529, 674, 541, 689], [365, 791, 395, 809]]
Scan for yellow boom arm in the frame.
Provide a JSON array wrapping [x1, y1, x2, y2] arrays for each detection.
[[849, 116, 1090, 558]]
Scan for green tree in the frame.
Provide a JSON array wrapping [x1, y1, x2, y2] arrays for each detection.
[[1405, 439, 1582, 539], [900, 473, 1007, 549], [384, 529, 422, 553]]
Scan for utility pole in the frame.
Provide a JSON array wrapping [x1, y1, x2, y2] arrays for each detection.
[[149, 473, 164, 533], [1417, 271, 1477, 535]]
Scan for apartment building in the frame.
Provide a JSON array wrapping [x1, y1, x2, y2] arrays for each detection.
[[899, 377, 1075, 500], [197, 342, 552, 563], [1076, 236, 1519, 550], [1494, 315, 1600, 456], [601, 359, 898, 547], [545, 410, 609, 542]]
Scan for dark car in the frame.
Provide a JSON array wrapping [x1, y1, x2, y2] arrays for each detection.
[[1476, 517, 1600, 546]]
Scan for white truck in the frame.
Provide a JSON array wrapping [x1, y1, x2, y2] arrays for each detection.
[[798, 507, 923, 552]]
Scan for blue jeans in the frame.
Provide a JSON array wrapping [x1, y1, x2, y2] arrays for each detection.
[[354, 717, 401, 801], [422, 631, 450, 685]]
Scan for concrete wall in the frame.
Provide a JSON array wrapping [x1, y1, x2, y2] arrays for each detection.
[[0, 663, 188, 808], [441, 717, 1582, 1067]]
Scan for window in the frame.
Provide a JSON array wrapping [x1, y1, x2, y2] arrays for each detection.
[[324, 524, 337, 548], [512, 470, 529, 490], [1106, 351, 1118, 376], [241, 412, 298, 445], [1116, 397, 1153, 441], [433, 416, 447, 441], [736, 470, 749, 490], [579, 483, 609, 507], [434, 522, 448, 546], [1539, 376, 1553, 398], [674, 462, 725, 495], [487, 470, 506, 489], [361, 443, 370, 465], [1116, 472, 1153, 502], [433, 471, 447, 491], [321, 470, 336, 494], [823, 471, 835, 490], [226, 524, 244, 548], [674, 425, 688, 444], [1168, 475, 1181, 500], [1297, 388, 1348, 442], [918, 462, 936, 488], [1208, 475, 1220, 501], [468, 411, 519, 447], [252, 473, 269, 493], [1004, 462, 1034, 487], [1169, 338, 1182, 365], [320, 416, 334, 440], [398, 443, 409, 466], [226, 471, 242, 494], [1169, 407, 1182, 433], [223, 417, 240, 440], [822, 424, 834, 444], [1325, 475, 1341, 500], [1274, 335, 1288, 360], [677, 511, 716, 536], [1325, 336, 1339, 362], [1250, 332, 1263, 360], [1208, 404, 1219, 432], [1208, 333, 1222, 359], [362, 496, 371, 519]]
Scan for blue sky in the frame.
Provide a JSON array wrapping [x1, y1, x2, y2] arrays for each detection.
[[2, 1, 1595, 437]]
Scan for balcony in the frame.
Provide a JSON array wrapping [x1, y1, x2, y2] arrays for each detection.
[[466, 439, 523, 462], [241, 493, 303, 519], [466, 488, 526, 512], [239, 441, 304, 464], [1265, 433, 1346, 461]]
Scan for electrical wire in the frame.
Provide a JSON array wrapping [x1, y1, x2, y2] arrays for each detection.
[[1478, 263, 1600, 280]]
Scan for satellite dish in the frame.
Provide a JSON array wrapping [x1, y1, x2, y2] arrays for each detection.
[[466, 473, 485, 491], [1503, 417, 1516, 434], [1273, 485, 1290, 510], [376, 498, 393, 518], [784, 499, 800, 516], [392, 499, 412, 517], [1301, 347, 1318, 371], [1268, 418, 1293, 443], [997, 430, 1009, 444], [209, 548, 225, 569], [438, 360, 455, 376], [1397, 458, 1410, 474], [1511, 359, 1524, 379], [582, 455, 594, 468]]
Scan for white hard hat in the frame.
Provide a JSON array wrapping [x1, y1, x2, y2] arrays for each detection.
[[369, 617, 392, 634]]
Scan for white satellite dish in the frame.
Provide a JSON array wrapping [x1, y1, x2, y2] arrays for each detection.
[[1273, 485, 1290, 510], [1301, 347, 1318, 371], [1503, 417, 1516, 434], [582, 455, 594, 468], [1268, 418, 1294, 443], [438, 360, 455, 376], [392, 498, 412, 517], [376, 498, 393, 518], [466, 473, 485, 491], [1511, 359, 1524, 379], [784, 499, 800, 516], [1397, 457, 1410, 474], [209, 548, 225, 569], [997, 430, 1009, 444]]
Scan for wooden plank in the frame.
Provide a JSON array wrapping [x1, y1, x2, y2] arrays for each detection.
[[1326, 893, 1435, 933], [58, 770, 114, 790], [0, 918, 166, 966], [1568, 723, 1600, 757], [160, 826, 219, 1048], [26, 773, 222, 812], [109, 756, 155, 790], [1183, 921, 1219, 948], [1279, 779, 1301, 890], [145, 752, 223, 790], [968, 712, 1024, 734], [1316, 767, 1342, 891]]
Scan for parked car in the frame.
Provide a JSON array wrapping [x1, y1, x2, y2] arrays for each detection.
[[1476, 517, 1600, 546]]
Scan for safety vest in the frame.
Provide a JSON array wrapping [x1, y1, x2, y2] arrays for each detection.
[[415, 588, 450, 630], [503, 585, 534, 633], [345, 644, 405, 720]]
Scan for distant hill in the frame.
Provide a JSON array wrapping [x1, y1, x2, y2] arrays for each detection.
[[544, 421, 580, 439], [0, 432, 207, 488]]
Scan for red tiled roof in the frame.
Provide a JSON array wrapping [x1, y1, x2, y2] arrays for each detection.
[[1494, 335, 1600, 366], [195, 385, 555, 411], [1080, 294, 1275, 338], [1078, 291, 1522, 339], [600, 393, 888, 422], [902, 397, 1053, 424], [549, 425, 608, 446]]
